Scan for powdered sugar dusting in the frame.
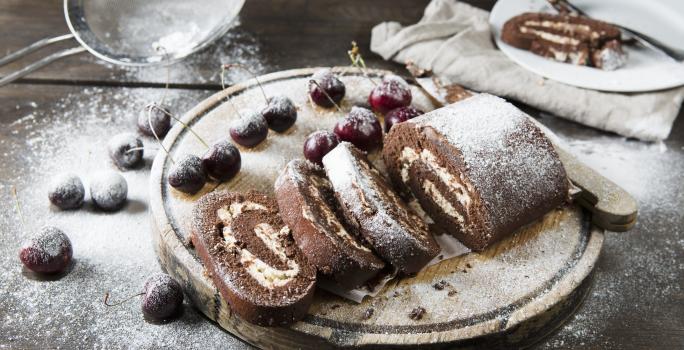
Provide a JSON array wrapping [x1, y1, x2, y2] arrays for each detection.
[[47, 173, 86, 209], [89, 171, 128, 211], [25, 226, 72, 260], [383, 74, 410, 89], [265, 95, 296, 116], [230, 109, 267, 134], [349, 106, 379, 136]]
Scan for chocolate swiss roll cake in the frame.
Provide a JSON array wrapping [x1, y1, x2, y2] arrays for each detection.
[[383, 94, 569, 251], [322, 142, 439, 274], [501, 12, 626, 70], [191, 191, 316, 326], [275, 159, 385, 288]]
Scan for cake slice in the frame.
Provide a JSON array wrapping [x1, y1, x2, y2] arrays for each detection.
[[322, 142, 439, 274], [191, 191, 316, 326], [275, 159, 385, 288], [383, 94, 569, 251], [501, 12, 626, 70]]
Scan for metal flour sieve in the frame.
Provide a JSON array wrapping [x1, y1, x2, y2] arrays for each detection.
[[0, 0, 245, 86]]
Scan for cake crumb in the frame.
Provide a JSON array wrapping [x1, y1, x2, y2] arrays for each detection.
[[362, 308, 374, 320], [433, 280, 449, 290], [409, 307, 426, 320]]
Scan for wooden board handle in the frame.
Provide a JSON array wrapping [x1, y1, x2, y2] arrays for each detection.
[[555, 147, 638, 232]]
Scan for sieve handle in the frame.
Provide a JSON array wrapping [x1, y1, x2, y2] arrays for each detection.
[[0, 34, 75, 67], [0, 46, 86, 87], [0, 34, 88, 87]]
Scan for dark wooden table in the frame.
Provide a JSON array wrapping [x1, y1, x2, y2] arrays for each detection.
[[1, 0, 682, 349]]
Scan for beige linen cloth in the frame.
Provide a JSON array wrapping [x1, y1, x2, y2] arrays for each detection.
[[370, 0, 684, 141]]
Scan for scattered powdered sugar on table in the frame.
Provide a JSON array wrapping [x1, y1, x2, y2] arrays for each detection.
[[0, 86, 251, 348], [533, 117, 684, 349]]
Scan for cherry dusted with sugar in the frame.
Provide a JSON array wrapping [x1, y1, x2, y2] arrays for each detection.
[[308, 69, 346, 108], [90, 171, 128, 211], [19, 226, 73, 274], [368, 75, 412, 115], [47, 173, 85, 210], [333, 106, 382, 152], [138, 103, 172, 138], [229, 110, 269, 148], [201, 140, 241, 182], [141, 273, 184, 321], [303, 130, 340, 166], [108, 132, 144, 170], [384, 106, 424, 132], [262, 95, 297, 133], [168, 154, 207, 194]]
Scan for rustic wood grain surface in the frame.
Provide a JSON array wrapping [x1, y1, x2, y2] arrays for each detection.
[[0, 0, 682, 349]]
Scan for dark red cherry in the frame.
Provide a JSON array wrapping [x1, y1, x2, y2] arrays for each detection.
[[303, 130, 340, 166], [108, 132, 144, 170], [168, 154, 207, 194], [384, 106, 424, 132], [229, 110, 268, 148], [19, 226, 73, 274], [138, 103, 172, 138], [201, 140, 241, 181], [308, 69, 345, 108], [141, 273, 184, 321], [47, 173, 85, 210], [368, 75, 412, 114], [333, 106, 382, 152], [262, 95, 297, 133]]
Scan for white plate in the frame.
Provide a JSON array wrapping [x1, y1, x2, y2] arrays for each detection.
[[489, 0, 684, 92]]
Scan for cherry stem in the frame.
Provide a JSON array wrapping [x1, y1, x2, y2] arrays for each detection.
[[124, 146, 155, 154], [166, 111, 209, 150], [11, 186, 26, 229], [147, 104, 175, 165], [223, 63, 269, 104], [155, 46, 171, 106], [309, 80, 344, 113], [347, 41, 377, 86], [220, 65, 243, 119], [103, 291, 144, 307]]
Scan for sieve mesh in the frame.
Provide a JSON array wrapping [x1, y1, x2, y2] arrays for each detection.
[[65, 0, 245, 65]]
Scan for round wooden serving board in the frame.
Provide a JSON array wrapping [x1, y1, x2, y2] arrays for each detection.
[[150, 68, 604, 349]]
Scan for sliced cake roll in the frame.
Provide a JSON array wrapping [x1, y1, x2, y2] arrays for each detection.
[[383, 94, 569, 251], [501, 12, 626, 70], [275, 159, 385, 289], [322, 142, 439, 274], [191, 191, 316, 326]]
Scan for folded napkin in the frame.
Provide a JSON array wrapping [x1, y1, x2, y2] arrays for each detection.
[[370, 0, 684, 141]]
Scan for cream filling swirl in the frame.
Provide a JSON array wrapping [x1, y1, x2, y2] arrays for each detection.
[[519, 27, 580, 46], [399, 147, 472, 209], [218, 201, 300, 289]]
